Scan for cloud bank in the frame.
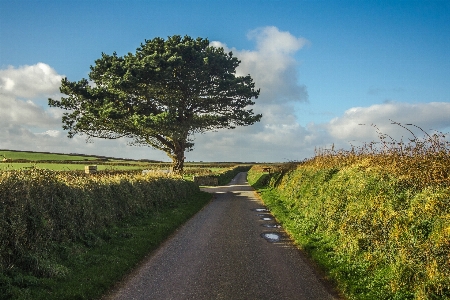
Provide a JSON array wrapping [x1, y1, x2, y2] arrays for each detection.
[[327, 102, 450, 146], [211, 26, 309, 105], [0, 63, 63, 98], [1, 28, 449, 162]]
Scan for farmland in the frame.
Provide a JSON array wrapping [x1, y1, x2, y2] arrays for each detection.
[[0, 149, 152, 171], [0, 149, 243, 174], [0, 150, 102, 161]]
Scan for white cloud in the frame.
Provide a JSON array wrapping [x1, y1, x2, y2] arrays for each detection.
[[0, 63, 63, 98], [327, 102, 450, 142], [247, 26, 310, 54], [36, 130, 61, 138], [0, 64, 64, 139], [0, 63, 69, 153], [211, 26, 310, 105], [0, 95, 60, 128]]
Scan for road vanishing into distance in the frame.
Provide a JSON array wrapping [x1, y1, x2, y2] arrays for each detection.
[[105, 172, 340, 300]]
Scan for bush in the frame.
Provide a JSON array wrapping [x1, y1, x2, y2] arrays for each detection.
[[0, 169, 199, 278], [248, 162, 450, 299]]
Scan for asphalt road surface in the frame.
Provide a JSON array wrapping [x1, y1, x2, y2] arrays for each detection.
[[105, 172, 339, 300]]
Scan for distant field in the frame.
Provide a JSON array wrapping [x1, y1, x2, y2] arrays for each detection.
[[0, 150, 101, 161], [0, 150, 242, 172], [0, 150, 160, 171], [0, 163, 148, 171]]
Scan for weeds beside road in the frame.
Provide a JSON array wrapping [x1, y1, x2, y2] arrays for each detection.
[[248, 124, 450, 299]]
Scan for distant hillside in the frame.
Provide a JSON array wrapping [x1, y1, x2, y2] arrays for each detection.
[[0, 149, 160, 163]]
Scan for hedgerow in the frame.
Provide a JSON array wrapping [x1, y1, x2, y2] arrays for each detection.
[[0, 169, 199, 279], [248, 123, 450, 299]]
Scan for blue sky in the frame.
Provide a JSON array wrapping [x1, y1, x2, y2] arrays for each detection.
[[1, 0, 449, 162]]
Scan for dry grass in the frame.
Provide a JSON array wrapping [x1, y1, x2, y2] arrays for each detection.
[[249, 122, 450, 299], [309, 121, 450, 189]]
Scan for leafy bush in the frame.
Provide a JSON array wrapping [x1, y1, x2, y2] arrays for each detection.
[[0, 169, 199, 279]]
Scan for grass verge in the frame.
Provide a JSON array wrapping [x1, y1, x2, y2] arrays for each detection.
[[1, 191, 212, 300]]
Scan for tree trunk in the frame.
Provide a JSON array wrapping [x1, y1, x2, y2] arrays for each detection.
[[171, 147, 185, 175]]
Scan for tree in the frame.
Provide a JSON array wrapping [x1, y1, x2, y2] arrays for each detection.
[[49, 35, 261, 173]]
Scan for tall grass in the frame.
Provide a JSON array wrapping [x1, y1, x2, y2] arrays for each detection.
[[312, 121, 450, 189], [249, 122, 450, 299]]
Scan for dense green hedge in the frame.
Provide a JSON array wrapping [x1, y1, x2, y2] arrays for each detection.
[[0, 170, 199, 278], [248, 165, 450, 300]]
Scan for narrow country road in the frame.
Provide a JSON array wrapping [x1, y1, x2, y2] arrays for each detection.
[[104, 172, 339, 300]]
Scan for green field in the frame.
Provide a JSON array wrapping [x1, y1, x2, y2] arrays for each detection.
[[0, 150, 250, 178], [0, 150, 101, 161], [0, 150, 163, 171], [0, 162, 149, 171]]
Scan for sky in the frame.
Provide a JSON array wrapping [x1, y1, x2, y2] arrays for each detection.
[[1, 0, 449, 162]]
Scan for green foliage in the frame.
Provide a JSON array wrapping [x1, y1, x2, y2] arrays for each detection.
[[1, 190, 211, 300], [0, 169, 199, 283], [248, 163, 450, 300], [49, 35, 261, 172]]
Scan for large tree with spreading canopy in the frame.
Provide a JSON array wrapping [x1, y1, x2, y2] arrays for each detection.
[[49, 35, 261, 173]]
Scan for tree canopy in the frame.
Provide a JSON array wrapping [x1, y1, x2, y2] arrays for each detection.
[[49, 35, 261, 173]]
